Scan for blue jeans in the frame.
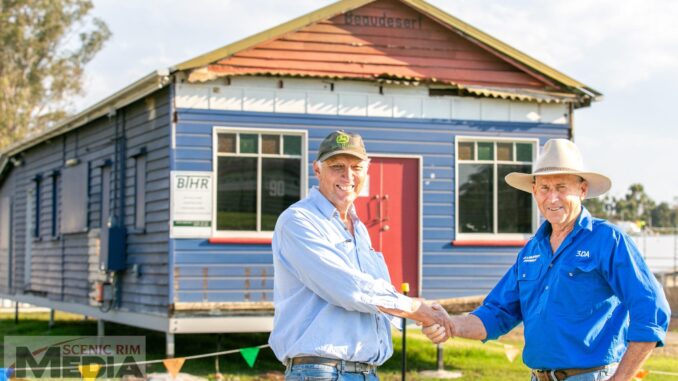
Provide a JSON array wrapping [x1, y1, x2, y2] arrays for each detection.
[[285, 363, 379, 381], [531, 364, 618, 381]]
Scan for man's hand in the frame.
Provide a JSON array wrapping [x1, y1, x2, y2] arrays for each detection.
[[409, 299, 454, 338], [422, 323, 449, 344]]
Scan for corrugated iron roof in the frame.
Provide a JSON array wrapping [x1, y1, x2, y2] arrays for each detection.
[[173, 0, 601, 99]]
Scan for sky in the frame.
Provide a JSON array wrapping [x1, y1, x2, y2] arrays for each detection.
[[74, 0, 678, 204]]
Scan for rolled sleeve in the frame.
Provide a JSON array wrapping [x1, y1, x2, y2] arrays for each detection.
[[471, 263, 523, 341], [603, 230, 671, 346]]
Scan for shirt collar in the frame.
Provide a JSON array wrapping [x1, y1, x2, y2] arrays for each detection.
[[534, 206, 593, 239]]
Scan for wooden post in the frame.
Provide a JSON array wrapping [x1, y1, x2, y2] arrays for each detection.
[[401, 283, 410, 381], [48, 309, 55, 330]]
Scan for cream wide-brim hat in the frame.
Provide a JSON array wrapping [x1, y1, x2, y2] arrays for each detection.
[[504, 138, 612, 199]]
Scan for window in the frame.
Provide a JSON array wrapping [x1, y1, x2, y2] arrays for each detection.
[[33, 176, 41, 238], [61, 164, 88, 234], [51, 171, 60, 237], [213, 129, 306, 236], [456, 138, 536, 237], [135, 155, 146, 230]]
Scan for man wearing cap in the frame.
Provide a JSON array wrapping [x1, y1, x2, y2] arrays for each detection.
[[269, 130, 452, 381], [423, 139, 670, 381]]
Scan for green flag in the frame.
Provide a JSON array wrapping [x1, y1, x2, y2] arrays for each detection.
[[240, 347, 260, 368]]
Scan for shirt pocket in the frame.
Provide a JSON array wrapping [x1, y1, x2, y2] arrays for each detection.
[[555, 261, 608, 316], [516, 263, 543, 302], [359, 248, 390, 280]]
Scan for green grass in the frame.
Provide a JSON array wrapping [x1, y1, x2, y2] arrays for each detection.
[[1, 313, 676, 381]]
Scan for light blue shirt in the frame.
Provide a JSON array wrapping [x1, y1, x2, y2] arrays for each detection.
[[269, 187, 412, 365], [472, 207, 670, 370]]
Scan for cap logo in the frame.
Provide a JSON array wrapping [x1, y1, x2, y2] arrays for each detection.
[[335, 134, 350, 147]]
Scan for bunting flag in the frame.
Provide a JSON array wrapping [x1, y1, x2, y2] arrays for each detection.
[[633, 369, 650, 380], [78, 364, 102, 381], [503, 344, 521, 363], [0, 368, 14, 381], [163, 358, 186, 379], [239, 347, 260, 368]]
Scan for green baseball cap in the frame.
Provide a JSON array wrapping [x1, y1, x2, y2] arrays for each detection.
[[317, 130, 368, 162]]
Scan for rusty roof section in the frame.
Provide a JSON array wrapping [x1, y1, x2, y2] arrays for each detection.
[[173, 0, 601, 101]]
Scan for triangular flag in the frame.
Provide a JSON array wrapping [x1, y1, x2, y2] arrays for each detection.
[[503, 344, 521, 363], [634, 369, 650, 380], [0, 368, 14, 381], [78, 364, 102, 381], [163, 358, 186, 379], [240, 347, 260, 368]]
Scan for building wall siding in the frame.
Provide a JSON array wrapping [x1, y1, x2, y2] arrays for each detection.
[[0, 88, 172, 314], [171, 107, 569, 302]]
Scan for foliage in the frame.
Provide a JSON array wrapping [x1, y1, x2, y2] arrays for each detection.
[[0, 0, 111, 149], [585, 183, 678, 228]]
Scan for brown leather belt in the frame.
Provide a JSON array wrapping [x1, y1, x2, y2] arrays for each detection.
[[290, 356, 377, 373], [532, 365, 608, 381]]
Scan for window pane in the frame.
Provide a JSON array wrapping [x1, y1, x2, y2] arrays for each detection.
[[217, 157, 257, 230], [477, 142, 494, 160], [261, 158, 301, 230], [284, 135, 302, 156], [458, 142, 474, 160], [516, 143, 533, 162], [240, 134, 258, 154], [218, 133, 236, 153], [262, 135, 280, 154], [458, 164, 493, 233], [498, 164, 532, 233], [497, 143, 513, 161]]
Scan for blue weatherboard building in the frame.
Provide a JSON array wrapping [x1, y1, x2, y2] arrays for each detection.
[[0, 0, 600, 355]]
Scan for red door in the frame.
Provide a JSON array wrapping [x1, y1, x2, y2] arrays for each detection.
[[354, 157, 420, 296]]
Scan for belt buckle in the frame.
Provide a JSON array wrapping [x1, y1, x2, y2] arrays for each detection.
[[357, 362, 372, 374]]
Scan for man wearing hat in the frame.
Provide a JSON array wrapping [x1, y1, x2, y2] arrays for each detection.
[[423, 139, 670, 381], [269, 130, 452, 380]]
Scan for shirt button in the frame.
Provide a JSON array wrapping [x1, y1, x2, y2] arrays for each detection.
[[549, 264, 553, 268], [568, 272, 573, 277], [522, 274, 526, 278], [545, 286, 549, 290]]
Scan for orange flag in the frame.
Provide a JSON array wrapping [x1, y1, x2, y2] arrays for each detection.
[[163, 358, 186, 379], [503, 345, 521, 363], [634, 369, 649, 380]]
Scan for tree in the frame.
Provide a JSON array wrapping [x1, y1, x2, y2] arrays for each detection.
[[615, 183, 655, 225], [0, 0, 111, 148], [650, 202, 677, 228], [583, 195, 614, 219]]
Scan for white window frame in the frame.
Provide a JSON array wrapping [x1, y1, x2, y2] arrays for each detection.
[[454, 136, 539, 241], [211, 126, 308, 239]]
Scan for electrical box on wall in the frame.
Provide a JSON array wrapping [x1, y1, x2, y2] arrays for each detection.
[[100, 225, 127, 272]]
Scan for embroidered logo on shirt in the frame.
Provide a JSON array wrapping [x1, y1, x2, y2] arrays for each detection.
[[576, 250, 590, 258], [523, 254, 540, 263]]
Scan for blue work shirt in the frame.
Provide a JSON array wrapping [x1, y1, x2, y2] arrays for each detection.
[[472, 207, 670, 370], [269, 187, 411, 365]]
